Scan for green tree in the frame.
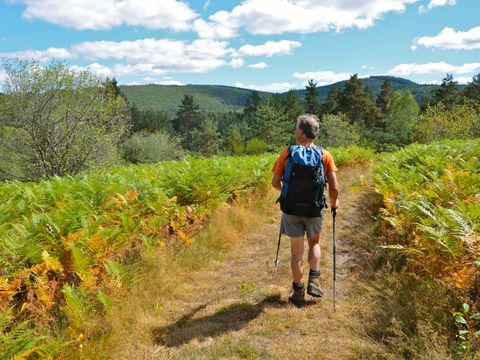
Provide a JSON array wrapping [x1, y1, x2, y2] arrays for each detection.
[[304, 79, 321, 116], [321, 84, 340, 116], [243, 90, 261, 117], [190, 117, 221, 156], [173, 94, 201, 149], [121, 131, 184, 163], [384, 91, 419, 146], [376, 79, 394, 114], [338, 74, 382, 129], [464, 73, 480, 102], [430, 73, 460, 111], [251, 100, 291, 149], [412, 100, 480, 143], [225, 125, 244, 154], [317, 113, 360, 148], [0, 60, 129, 180], [282, 89, 303, 126]]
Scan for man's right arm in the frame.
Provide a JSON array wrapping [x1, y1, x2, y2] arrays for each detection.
[[272, 174, 282, 190], [326, 171, 339, 209]]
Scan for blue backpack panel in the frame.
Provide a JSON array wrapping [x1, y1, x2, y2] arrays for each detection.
[[278, 145, 327, 217]]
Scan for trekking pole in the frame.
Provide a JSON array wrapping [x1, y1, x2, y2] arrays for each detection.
[[274, 227, 281, 266], [332, 208, 337, 310]]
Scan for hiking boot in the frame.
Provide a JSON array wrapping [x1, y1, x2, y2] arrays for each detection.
[[288, 282, 305, 307], [307, 269, 323, 298]]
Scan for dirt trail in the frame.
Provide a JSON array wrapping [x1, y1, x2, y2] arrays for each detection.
[[101, 164, 379, 359]]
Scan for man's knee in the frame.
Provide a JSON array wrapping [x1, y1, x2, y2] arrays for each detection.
[[308, 234, 320, 245]]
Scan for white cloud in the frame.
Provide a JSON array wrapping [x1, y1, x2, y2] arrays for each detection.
[[234, 82, 296, 92], [249, 62, 268, 69], [412, 26, 480, 50], [196, 0, 419, 38], [419, 0, 456, 13], [455, 76, 473, 85], [155, 80, 185, 86], [0, 47, 72, 62], [389, 61, 480, 76], [230, 57, 244, 69], [239, 40, 301, 57], [293, 70, 353, 85], [72, 38, 231, 73], [14, 0, 197, 31], [70, 63, 113, 77]]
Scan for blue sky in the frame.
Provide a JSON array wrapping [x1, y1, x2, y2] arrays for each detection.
[[0, 0, 479, 92]]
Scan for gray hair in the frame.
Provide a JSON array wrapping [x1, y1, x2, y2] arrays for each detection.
[[296, 114, 319, 139]]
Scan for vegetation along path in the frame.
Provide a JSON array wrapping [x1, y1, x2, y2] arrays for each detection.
[[82, 164, 381, 359]]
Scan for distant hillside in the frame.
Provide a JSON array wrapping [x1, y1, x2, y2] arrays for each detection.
[[119, 76, 452, 113], [119, 84, 271, 113], [297, 75, 441, 107]]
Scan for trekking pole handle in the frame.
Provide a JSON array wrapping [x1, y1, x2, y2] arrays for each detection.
[[332, 207, 337, 218]]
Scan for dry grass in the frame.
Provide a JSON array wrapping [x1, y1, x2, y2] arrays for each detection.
[[73, 164, 395, 359]]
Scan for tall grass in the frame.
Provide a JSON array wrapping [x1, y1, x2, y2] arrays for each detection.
[[0, 147, 374, 357], [372, 139, 480, 356]]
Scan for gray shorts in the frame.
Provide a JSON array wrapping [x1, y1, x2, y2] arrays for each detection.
[[280, 212, 323, 239]]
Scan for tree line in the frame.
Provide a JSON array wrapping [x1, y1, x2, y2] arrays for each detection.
[[0, 59, 479, 181]]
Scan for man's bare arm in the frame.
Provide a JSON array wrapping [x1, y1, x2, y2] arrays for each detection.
[[272, 174, 282, 190], [326, 171, 339, 208]]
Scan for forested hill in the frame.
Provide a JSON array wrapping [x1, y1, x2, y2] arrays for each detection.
[[119, 76, 443, 113]]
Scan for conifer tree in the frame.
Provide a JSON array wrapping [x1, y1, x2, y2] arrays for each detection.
[[431, 73, 460, 110], [243, 90, 261, 117], [190, 117, 221, 156], [464, 73, 480, 102], [282, 89, 303, 126], [321, 84, 340, 116], [174, 94, 201, 149], [376, 79, 394, 114], [304, 79, 321, 116]]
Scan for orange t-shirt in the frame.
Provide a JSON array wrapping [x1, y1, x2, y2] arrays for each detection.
[[272, 147, 337, 178]]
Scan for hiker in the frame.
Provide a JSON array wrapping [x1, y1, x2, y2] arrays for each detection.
[[272, 114, 339, 307]]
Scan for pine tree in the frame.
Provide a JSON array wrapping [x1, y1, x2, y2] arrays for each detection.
[[243, 90, 261, 117], [321, 84, 340, 116], [251, 100, 291, 148], [174, 94, 201, 149], [190, 117, 221, 156], [282, 90, 303, 127], [384, 91, 419, 146], [304, 79, 321, 116], [464, 73, 480, 102], [431, 73, 459, 110], [376, 79, 394, 114]]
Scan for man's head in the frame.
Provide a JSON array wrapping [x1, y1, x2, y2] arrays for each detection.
[[295, 114, 319, 144]]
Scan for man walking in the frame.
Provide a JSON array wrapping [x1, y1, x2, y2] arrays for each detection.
[[272, 114, 339, 307]]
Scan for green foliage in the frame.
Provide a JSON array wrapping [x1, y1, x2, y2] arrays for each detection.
[[245, 138, 268, 155], [174, 94, 201, 149], [412, 101, 480, 143], [121, 131, 184, 164], [0, 60, 129, 180], [225, 125, 244, 155], [464, 73, 480, 102], [428, 73, 460, 111], [304, 79, 321, 115], [383, 91, 419, 147], [250, 101, 292, 149], [130, 105, 173, 134], [190, 118, 221, 156], [317, 113, 360, 148], [376, 79, 394, 114]]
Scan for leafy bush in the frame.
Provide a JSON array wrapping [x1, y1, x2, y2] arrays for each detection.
[[245, 138, 268, 155], [121, 131, 184, 163], [412, 101, 480, 143], [317, 113, 360, 148]]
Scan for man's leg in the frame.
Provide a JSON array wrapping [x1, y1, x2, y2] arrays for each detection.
[[290, 236, 305, 283], [307, 234, 323, 297], [307, 234, 321, 271]]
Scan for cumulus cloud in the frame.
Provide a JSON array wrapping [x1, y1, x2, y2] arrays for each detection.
[[230, 57, 244, 69], [249, 62, 268, 69], [72, 38, 231, 73], [293, 70, 353, 85], [13, 0, 197, 31], [239, 40, 301, 57], [70, 63, 113, 77], [234, 82, 296, 92], [389, 62, 480, 76], [196, 0, 419, 38], [412, 26, 480, 50], [0, 47, 72, 62], [419, 0, 456, 13]]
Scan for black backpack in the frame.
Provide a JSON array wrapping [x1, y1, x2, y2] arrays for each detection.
[[277, 145, 327, 217]]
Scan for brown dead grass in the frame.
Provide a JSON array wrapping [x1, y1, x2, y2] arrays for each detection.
[[75, 165, 388, 359]]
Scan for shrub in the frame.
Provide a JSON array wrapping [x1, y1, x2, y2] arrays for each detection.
[[245, 138, 268, 155], [317, 113, 360, 148], [121, 131, 184, 163]]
